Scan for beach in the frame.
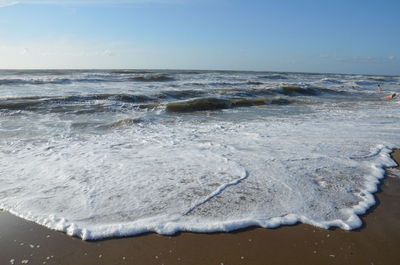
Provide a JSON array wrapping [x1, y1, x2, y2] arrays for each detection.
[[1, 70, 400, 264], [1, 150, 399, 265], [1, 0, 400, 263], [2, 0, 399, 263]]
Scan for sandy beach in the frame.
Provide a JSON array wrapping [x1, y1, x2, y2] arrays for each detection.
[[0, 150, 398, 265], [1, 1, 399, 263]]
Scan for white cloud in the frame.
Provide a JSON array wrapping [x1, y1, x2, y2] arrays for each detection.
[[102, 49, 116, 57], [0, 0, 18, 7], [0, 37, 157, 68], [20, 47, 29, 55]]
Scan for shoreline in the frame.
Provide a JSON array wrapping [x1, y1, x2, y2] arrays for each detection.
[[0, 149, 399, 265], [391, 149, 400, 169]]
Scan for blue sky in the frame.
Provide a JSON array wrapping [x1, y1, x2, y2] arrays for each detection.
[[0, 0, 399, 74]]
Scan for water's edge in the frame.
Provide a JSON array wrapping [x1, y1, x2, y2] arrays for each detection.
[[1, 148, 398, 241]]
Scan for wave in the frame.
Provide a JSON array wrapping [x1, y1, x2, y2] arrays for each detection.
[[320, 78, 344, 84], [0, 100, 43, 110], [182, 82, 206, 87], [166, 97, 294, 112], [159, 89, 207, 100], [130, 74, 175, 82], [183, 81, 264, 87], [207, 82, 247, 87], [0, 76, 128, 86], [166, 98, 231, 112], [0, 73, 175, 86], [97, 117, 143, 130], [2, 70, 400, 241], [0, 94, 153, 113], [247, 81, 264, 85], [0, 78, 73, 86], [355, 80, 381, 86], [366, 76, 396, 82], [110, 70, 153, 74], [259, 74, 288, 80], [275, 86, 346, 96], [59, 94, 153, 103], [0, 85, 349, 113]]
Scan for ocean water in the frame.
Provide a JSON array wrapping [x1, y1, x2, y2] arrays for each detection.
[[0, 70, 399, 240]]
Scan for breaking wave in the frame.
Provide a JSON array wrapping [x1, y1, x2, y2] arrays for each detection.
[[0, 78, 73, 86], [130, 74, 175, 82], [274, 86, 347, 96], [97, 118, 143, 130], [166, 97, 294, 112], [259, 74, 289, 80], [0, 85, 351, 114]]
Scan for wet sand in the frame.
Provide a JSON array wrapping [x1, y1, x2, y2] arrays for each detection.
[[1, 150, 399, 265]]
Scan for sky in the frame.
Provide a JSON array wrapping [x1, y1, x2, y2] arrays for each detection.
[[0, 0, 399, 75]]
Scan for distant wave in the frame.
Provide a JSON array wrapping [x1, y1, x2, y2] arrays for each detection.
[[0, 78, 72, 86], [355, 80, 379, 86], [0, 77, 128, 86], [110, 70, 153, 74], [258, 74, 288, 80], [320, 78, 344, 84], [159, 89, 207, 99], [130, 74, 175, 82], [0, 73, 176, 86], [247, 81, 264, 85], [205, 82, 247, 87], [366, 76, 395, 82], [181, 81, 263, 87]]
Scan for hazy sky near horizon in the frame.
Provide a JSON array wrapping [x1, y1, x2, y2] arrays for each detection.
[[0, 0, 399, 74]]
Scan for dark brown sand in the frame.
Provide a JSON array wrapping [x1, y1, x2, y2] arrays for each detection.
[[1, 150, 400, 265]]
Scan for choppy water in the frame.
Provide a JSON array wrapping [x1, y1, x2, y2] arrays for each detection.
[[0, 70, 399, 240]]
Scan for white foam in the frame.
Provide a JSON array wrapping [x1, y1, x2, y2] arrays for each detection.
[[0, 71, 400, 240]]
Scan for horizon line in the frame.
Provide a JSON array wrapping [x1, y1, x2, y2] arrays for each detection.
[[0, 68, 398, 77]]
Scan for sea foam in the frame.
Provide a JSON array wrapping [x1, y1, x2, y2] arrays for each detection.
[[0, 70, 399, 240]]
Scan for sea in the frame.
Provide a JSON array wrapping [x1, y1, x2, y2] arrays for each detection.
[[0, 69, 399, 240]]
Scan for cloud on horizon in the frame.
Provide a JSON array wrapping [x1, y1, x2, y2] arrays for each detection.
[[0, 37, 153, 68], [0, 0, 18, 7]]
